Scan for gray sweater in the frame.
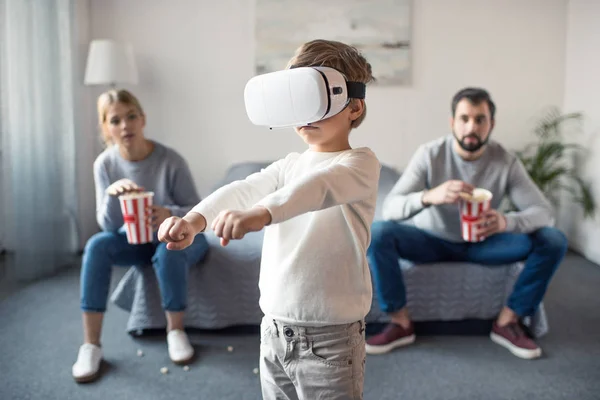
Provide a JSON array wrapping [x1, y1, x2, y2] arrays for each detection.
[[383, 135, 554, 242], [93, 141, 200, 233]]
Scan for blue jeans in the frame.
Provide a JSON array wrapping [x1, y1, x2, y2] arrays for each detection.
[[80, 230, 209, 312], [367, 221, 568, 317]]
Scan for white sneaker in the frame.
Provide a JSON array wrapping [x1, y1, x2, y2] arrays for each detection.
[[72, 343, 103, 383], [167, 329, 194, 364]]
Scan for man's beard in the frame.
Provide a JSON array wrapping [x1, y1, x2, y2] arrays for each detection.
[[453, 131, 490, 153]]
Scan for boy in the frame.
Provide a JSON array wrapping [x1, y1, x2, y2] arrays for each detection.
[[159, 39, 379, 399]]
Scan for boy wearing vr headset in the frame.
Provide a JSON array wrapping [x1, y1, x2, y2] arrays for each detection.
[[158, 39, 378, 399]]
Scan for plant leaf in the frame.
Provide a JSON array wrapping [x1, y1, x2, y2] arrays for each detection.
[[570, 175, 597, 217], [519, 107, 594, 219]]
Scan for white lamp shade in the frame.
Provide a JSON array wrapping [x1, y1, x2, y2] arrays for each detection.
[[84, 40, 138, 85]]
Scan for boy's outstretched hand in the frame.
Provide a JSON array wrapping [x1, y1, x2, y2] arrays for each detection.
[[212, 207, 272, 247], [158, 214, 204, 250]]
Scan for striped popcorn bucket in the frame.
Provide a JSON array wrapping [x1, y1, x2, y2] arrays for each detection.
[[118, 191, 154, 244], [458, 188, 493, 242]]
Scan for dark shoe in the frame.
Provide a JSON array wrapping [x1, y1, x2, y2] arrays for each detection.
[[365, 322, 416, 355], [490, 321, 542, 359]]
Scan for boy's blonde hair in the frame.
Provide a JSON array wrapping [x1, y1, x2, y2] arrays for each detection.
[[97, 89, 145, 147], [287, 39, 374, 128]]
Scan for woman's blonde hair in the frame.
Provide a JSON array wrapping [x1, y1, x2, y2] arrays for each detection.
[[287, 39, 374, 128], [97, 89, 145, 147]]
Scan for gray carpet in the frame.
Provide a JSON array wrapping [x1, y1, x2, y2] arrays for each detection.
[[0, 252, 599, 400]]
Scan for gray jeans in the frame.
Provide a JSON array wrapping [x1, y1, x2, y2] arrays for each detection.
[[259, 317, 366, 400]]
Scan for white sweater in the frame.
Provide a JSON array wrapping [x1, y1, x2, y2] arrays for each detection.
[[192, 147, 380, 326]]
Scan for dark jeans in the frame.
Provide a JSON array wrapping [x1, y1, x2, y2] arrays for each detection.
[[367, 221, 568, 317]]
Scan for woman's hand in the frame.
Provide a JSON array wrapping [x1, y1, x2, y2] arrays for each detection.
[[106, 179, 144, 196], [148, 205, 172, 231]]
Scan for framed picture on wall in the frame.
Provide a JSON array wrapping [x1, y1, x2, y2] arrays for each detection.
[[255, 0, 412, 86]]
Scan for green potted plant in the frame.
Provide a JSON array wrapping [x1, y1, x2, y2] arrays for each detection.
[[515, 107, 596, 217]]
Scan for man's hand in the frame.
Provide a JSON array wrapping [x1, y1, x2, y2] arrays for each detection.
[[158, 213, 206, 250], [148, 205, 172, 231], [474, 209, 507, 238], [422, 180, 475, 206], [211, 207, 272, 247]]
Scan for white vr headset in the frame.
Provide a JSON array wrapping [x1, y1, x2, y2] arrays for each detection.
[[244, 66, 366, 128]]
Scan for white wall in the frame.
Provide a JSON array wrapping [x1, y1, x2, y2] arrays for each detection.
[[561, 0, 600, 264], [79, 0, 569, 243]]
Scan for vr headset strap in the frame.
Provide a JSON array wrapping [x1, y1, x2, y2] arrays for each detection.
[[289, 64, 366, 100], [346, 81, 366, 99]]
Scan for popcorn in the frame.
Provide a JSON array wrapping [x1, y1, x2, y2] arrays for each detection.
[[227, 346, 234, 352], [253, 368, 259, 375], [137, 349, 144, 357], [160, 367, 169, 374], [183, 366, 190, 372]]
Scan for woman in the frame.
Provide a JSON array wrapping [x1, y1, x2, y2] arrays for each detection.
[[72, 89, 208, 383]]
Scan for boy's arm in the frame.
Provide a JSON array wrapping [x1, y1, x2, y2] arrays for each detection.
[[255, 149, 380, 224], [190, 158, 286, 229], [381, 145, 429, 221], [504, 157, 555, 233]]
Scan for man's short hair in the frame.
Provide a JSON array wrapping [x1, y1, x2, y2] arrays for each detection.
[[451, 87, 496, 120]]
